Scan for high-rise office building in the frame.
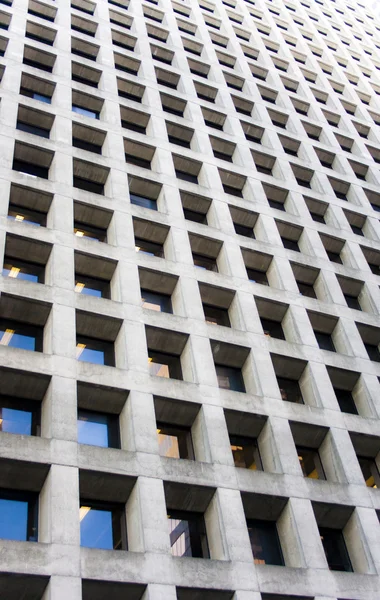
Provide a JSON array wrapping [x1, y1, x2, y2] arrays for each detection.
[[0, 0, 380, 598]]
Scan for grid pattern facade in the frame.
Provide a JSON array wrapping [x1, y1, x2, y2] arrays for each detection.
[[0, 0, 380, 598]]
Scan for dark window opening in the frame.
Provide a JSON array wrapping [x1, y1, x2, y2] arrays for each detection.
[[73, 138, 102, 154], [23, 58, 53, 73], [247, 519, 284, 566], [247, 268, 268, 286], [297, 281, 316, 298], [121, 120, 146, 134], [135, 238, 164, 258], [234, 223, 254, 237], [230, 435, 262, 470], [344, 294, 361, 310], [327, 250, 342, 264], [215, 364, 245, 392], [193, 253, 217, 272], [277, 376, 303, 404], [20, 88, 51, 103], [72, 74, 98, 88], [297, 446, 325, 479], [334, 388, 358, 415], [268, 199, 285, 211], [73, 176, 104, 195], [364, 343, 380, 362], [310, 212, 325, 223], [183, 208, 207, 224], [125, 154, 151, 170], [141, 289, 172, 313], [315, 331, 336, 352], [261, 318, 285, 339], [16, 122, 50, 138], [175, 170, 198, 184], [357, 456, 380, 488], [12, 159, 49, 179], [319, 528, 352, 572], [282, 237, 299, 251], [222, 184, 242, 197], [203, 304, 230, 327], [74, 221, 107, 242]]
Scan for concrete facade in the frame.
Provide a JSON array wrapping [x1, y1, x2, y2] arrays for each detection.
[[0, 0, 380, 598]]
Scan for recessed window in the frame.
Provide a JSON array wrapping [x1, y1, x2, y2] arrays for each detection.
[[0, 397, 40, 436], [74, 222, 107, 242], [2, 258, 44, 283], [319, 528, 352, 571], [78, 410, 120, 448], [72, 105, 99, 119], [135, 238, 164, 258], [215, 365, 245, 392], [0, 490, 38, 542], [130, 194, 157, 211], [7, 204, 46, 226], [80, 501, 126, 550], [260, 318, 284, 339], [247, 519, 284, 565], [297, 447, 325, 479], [148, 350, 182, 380], [357, 457, 380, 488], [277, 377, 303, 404], [230, 435, 262, 470], [141, 290, 172, 313], [0, 320, 43, 352], [76, 336, 115, 366], [193, 253, 218, 272], [157, 423, 194, 459], [334, 388, 358, 415], [247, 268, 268, 285], [203, 304, 230, 327], [167, 510, 209, 558], [75, 274, 110, 298]]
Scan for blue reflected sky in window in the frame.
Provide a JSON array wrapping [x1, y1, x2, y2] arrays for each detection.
[[34, 93, 51, 103], [2, 268, 38, 283], [78, 416, 109, 447], [80, 508, 113, 549], [72, 105, 98, 119], [0, 408, 32, 435], [0, 499, 28, 541], [0, 330, 35, 351], [76, 346, 105, 365], [7, 215, 41, 226], [79, 286, 102, 298]]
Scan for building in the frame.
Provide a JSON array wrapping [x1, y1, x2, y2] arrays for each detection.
[[0, 0, 380, 598]]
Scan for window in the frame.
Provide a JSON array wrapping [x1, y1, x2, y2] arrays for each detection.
[[247, 268, 268, 286], [130, 194, 157, 211], [72, 105, 99, 120], [167, 510, 209, 558], [314, 331, 335, 352], [215, 365, 245, 392], [261, 318, 285, 339], [344, 294, 361, 310], [319, 528, 352, 571], [148, 350, 182, 380], [76, 336, 115, 366], [80, 501, 126, 550], [247, 519, 284, 565], [193, 253, 218, 272], [357, 457, 380, 488], [0, 490, 38, 542], [364, 344, 380, 363], [141, 290, 172, 313], [0, 320, 43, 352], [2, 258, 44, 283], [74, 221, 107, 242], [7, 204, 47, 227], [277, 377, 303, 404], [230, 435, 262, 470], [157, 423, 194, 459], [0, 397, 40, 436], [75, 275, 110, 298], [297, 281, 316, 298], [203, 304, 230, 327], [78, 410, 120, 448], [297, 447, 325, 479], [135, 238, 164, 258], [334, 389, 358, 415]]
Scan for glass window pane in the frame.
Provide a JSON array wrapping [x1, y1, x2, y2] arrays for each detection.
[[76, 345, 105, 365], [158, 431, 180, 458], [168, 517, 191, 556], [80, 507, 114, 549], [0, 498, 28, 541], [78, 413, 109, 447], [0, 408, 32, 435], [0, 330, 36, 351]]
